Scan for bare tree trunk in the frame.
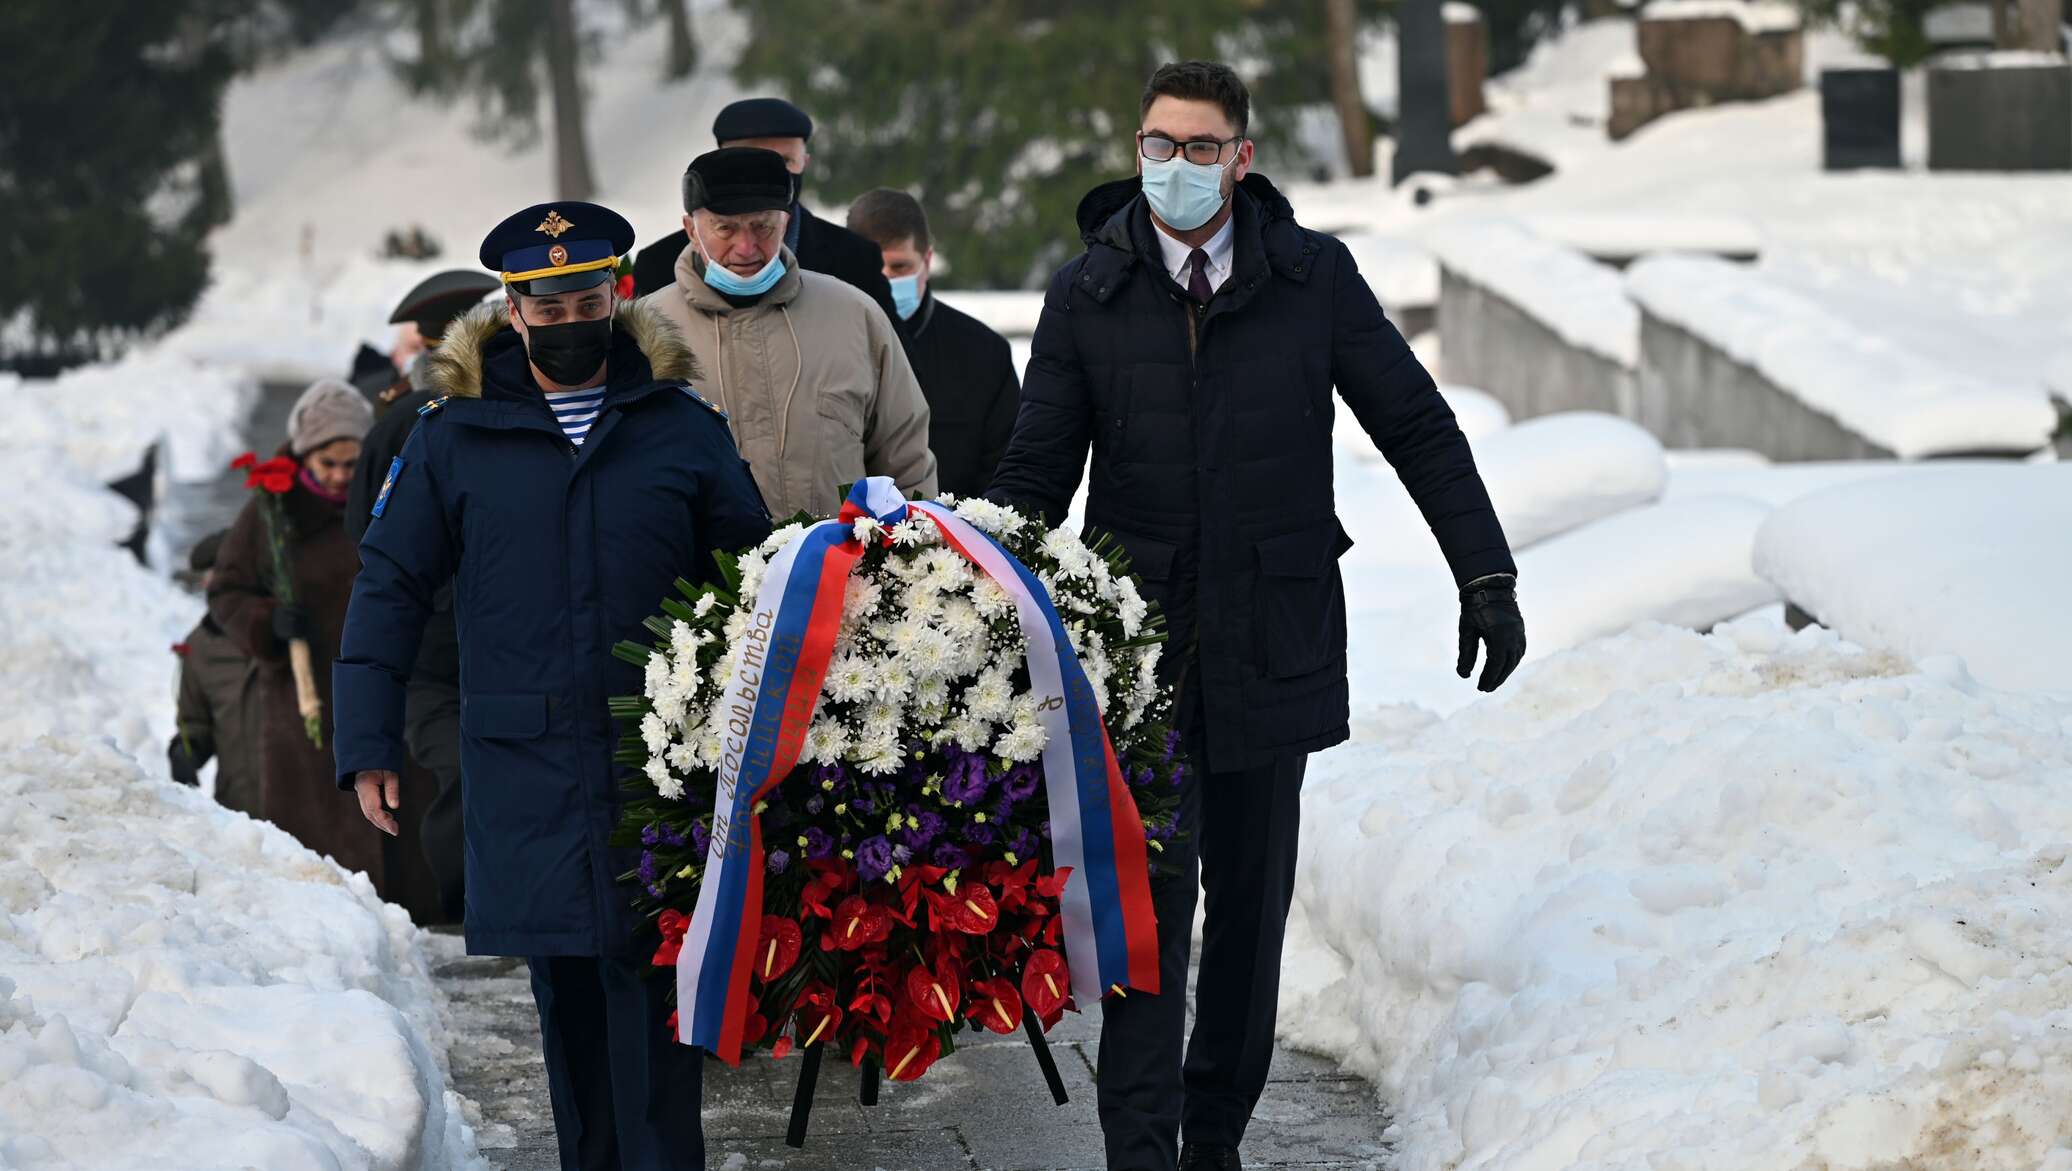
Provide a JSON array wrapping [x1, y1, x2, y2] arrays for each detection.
[[1394, 0, 1458, 182], [664, 0, 698, 79], [2017, 0, 2064, 50], [544, 0, 596, 200], [416, 0, 446, 79], [1325, 0, 1375, 177]]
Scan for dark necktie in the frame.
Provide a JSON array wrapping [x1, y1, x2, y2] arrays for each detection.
[[1187, 247, 1214, 303]]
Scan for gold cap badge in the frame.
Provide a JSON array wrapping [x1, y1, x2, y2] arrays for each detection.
[[547, 244, 569, 266], [536, 210, 574, 238]]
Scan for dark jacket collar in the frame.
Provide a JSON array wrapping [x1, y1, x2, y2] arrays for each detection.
[[907, 289, 939, 338], [1069, 172, 1311, 309]]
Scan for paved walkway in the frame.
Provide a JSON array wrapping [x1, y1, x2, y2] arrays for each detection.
[[430, 933, 1394, 1170]]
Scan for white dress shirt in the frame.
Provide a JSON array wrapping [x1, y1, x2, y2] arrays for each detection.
[[1152, 213, 1235, 295]]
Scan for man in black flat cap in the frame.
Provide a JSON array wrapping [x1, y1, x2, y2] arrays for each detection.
[[631, 96, 898, 326], [345, 268, 501, 924]]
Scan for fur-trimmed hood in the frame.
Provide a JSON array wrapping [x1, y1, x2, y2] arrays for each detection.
[[427, 300, 702, 399]]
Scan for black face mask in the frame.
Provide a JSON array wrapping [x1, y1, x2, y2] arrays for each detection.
[[524, 316, 612, 386]]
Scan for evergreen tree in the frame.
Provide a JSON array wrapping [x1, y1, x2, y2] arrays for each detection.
[[730, 0, 1313, 289], [0, 1, 247, 371]]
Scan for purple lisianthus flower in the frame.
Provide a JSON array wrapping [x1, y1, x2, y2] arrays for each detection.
[[805, 794, 825, 815], [902, 809, 946, 850], [767, 849, 791, 874], [930, 841, 970, 870], [801, 826, 835, 860], [891, 843, 913, 865], [965, 821, 997, 846], [856, 835, 895, 883], [1003, 764, 1041, 802], [942, 755, 992, 806], [1009, 828, 1039, 858], [639, 850, 663, 897], [655, 821, 687, 848], [641, 824, 660, 848], [691, 822, 712, 855], [815, 762, 848, 790], [851, 793, 876, 816]]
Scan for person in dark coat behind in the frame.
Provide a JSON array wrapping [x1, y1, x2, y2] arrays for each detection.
[[847, 187, 1021, 497], [631, 96, 899, 329], [335, 202, 772, 1171], [985, 62, 1527, 1171], [169, 530, 263, 812], [347, 268, 501, 923], [210, 379, 446, 923]]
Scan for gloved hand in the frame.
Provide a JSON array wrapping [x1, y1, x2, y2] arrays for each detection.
[[1457, 574, 1526, 693], [271, 604, 315, 646], [166, 734, 209, 787]]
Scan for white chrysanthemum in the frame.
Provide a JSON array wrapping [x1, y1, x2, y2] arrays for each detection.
[[964, 668, 1015, 723], [912, 676, 950, 720], [645, 756, 685, 800], [762, 523, 805, 556], [994, 716, 1048, 763], [640, 712, 669, 755], [643, 653, 670, 698], [971, 575, 1015, 619], [694, 733, 725, 769], [722, 607, 751, 645], [944, 712, 992, 755], [873, 659, 915, 704], [802, 718, 852, 764], [953, 497, 1024, 536], [900, 627, 955, 677], [889, 518, 937, 547], [850, 730, 903, 774], [693, 591, 719, 617], [824, 654, 875, 704], [666, 741, 700, 772], [1115, 576, 1148, 638], [841, 577, 883, 625], [852, 515, 887, 545], [896, 580, 943, 625], [938, 596, 983, 642], [1041, 527, 1096, 579]]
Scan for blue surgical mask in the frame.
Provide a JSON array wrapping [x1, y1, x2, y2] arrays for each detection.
[[1140, 155, 1231, 232], [696, 235, 787, 298], [889, 274, 922, 320]]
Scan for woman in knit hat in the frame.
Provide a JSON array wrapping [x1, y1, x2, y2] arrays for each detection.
[[210, 380, 435, 913]]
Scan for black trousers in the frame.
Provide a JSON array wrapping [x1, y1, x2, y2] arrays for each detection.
[[403, 678, 464, 921], [528, 955, 707, 1171], [1097, 751, 1308, 1169]]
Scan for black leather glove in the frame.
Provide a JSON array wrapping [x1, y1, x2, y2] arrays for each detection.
[[1457, 574, 1526, 693], [271, 605, 314, 646], [166, 734, 209, 787]]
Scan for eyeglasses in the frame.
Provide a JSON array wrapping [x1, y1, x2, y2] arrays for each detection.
[[1138, 132, 1242, 166]]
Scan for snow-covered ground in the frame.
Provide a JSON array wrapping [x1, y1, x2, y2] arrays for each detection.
[[0, 357, 485, 1167]]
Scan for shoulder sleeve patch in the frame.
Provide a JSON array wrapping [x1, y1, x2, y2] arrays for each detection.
[[416, 395, 449, 417], [679, 385, 728, 420], [371, 457, 404, 519]]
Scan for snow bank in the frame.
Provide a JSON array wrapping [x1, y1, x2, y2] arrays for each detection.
[[1338, 384, 1510, 466], [1753, 465, 2072, 693], [1664, 456, 2009, 508], [1428, 221, 1638, 368], [163, 255, 462, 385], [0, 358, 483, 1169], [3, 355, 255, 486], [1628, 255, 2058, 457], [1519, 212, 1763, 262], [1287, 619, 2072, 1171], [1339, 233, 1441, 311], [1641, 0, 1803, 32]]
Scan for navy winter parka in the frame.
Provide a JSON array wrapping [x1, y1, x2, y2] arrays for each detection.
[[987, 174, 1515, 773], [334, 302, 772, 957]]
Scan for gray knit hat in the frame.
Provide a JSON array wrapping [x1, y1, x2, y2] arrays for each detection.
[[287, 378, 374, 457]]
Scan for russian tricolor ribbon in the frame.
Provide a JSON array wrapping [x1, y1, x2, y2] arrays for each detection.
[[676, 479, 1161, 1062]]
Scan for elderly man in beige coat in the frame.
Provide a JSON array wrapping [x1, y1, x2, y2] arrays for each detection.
[[641, 147, 936, 519]]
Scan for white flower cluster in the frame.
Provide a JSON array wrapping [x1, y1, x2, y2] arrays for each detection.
[[638, 504, 1165, 798]]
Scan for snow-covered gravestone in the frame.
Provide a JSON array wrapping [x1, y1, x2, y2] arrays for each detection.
[[1928, 53, 2072, 171]]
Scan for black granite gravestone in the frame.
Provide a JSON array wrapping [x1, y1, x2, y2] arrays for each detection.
[[1821, 68, 1903, 169]]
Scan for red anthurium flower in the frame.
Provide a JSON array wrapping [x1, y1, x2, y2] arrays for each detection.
[[1034, 866, 1073, 900], [947, 884, 999, 934], [884, 1020, 942, 1082], [796, 983, 844, 1049], [847, 988, 893, 1027], [969, 977, 1024, 1035], [831, 895, 891, 951], [653, 909, 691, 967], [171, 642, 191, 657], [1023, 950, 1070, 1019], [757, 915, 803, 982], [742, 1011, 769, 1046], [771, 1034, 794, 1059], [905, 959, 963, 1024], [230, 452, 257, 471]]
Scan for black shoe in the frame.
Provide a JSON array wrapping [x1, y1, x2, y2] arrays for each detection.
[[1178, 1143, 1241, 1171]]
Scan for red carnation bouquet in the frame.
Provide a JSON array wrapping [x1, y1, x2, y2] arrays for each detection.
[[232, 451, 324, 746]]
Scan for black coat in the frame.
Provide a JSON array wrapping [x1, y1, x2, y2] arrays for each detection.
[[335, 303, 773, 957], [986, 174, 1514, 773], [348, 388, 458, 690], [904, 291, 1020, 498], [632, 203, 899, 328]]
